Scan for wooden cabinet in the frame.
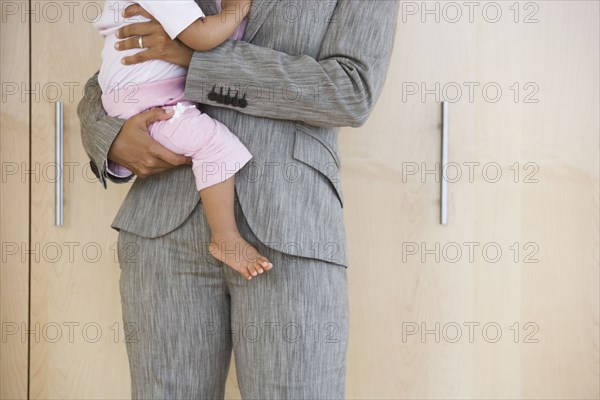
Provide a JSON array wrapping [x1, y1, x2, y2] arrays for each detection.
[[342, 1, 599, 398], [1, 1, 598, 398], [1, 1, 30, 397], [3, 1, 133, 398]]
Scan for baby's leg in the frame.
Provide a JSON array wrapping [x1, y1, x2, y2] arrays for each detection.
[[200, 175, 273, 280], [148, 102, 266, 279]]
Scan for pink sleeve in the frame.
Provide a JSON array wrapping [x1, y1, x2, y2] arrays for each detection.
[[137, 0, 206, 39], [105, 159, 133, 178]]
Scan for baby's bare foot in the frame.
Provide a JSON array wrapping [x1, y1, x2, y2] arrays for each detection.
[[208, 233, 273, 280]]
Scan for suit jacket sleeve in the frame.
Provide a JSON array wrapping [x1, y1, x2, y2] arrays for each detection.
[[77, 71, 134, 188], [183, 0, 400, 128]]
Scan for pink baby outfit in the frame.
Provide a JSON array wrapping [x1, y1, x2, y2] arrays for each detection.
[[94, 0, 251, 191]]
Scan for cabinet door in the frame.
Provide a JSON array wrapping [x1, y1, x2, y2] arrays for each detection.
[[343, 1, 599, 398], [1, 1, 30, 398], [30, 2, 132, 398]]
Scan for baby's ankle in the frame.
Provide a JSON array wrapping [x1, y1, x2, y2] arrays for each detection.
[[210, 231, 243, 243]]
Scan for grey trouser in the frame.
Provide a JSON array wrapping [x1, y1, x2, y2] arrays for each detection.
[[116, 193, 350, 399]]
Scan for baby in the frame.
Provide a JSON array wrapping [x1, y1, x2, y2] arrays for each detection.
[[94, 0, 273, 280]]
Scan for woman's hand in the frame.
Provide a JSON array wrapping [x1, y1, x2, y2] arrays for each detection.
[[108, 108, 192, 179], [115, 4, 194, 67]]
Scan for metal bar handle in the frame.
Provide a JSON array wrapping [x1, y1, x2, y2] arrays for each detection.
[[56, 101, 63, 226], [441, 101, 449, 225]]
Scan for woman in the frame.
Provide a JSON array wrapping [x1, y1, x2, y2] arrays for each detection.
[[78, 0, 399, 397]]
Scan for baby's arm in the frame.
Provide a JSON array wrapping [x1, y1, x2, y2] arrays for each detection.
[[137, 0, 250, 52], [178, 0, 252, 51]]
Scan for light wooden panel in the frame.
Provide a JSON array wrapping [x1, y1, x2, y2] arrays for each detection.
[[0, 1, 30, 398], [30, 2, 132, 398], [343, 1, 598, 399], [512, 4, 599, 398]]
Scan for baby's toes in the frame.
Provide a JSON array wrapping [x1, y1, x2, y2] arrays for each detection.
[[247, 264, 259, 278], [254, 264, 264, 274], [239, 268, 253, 280], [258, 256, 273, 270]]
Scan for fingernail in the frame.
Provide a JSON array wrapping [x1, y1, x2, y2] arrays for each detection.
[[121, 59, 126, 65], [114, 42, 120, 50], [258, 269, 263, 274]]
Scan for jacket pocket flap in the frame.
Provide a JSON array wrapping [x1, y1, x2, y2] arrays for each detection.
[[292, 128, 344, 207]]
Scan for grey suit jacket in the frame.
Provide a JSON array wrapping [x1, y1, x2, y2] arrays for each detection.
[[77, 0, 399, 268]]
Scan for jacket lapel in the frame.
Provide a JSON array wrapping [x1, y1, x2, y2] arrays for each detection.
[[242, 0, 279, 42]]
